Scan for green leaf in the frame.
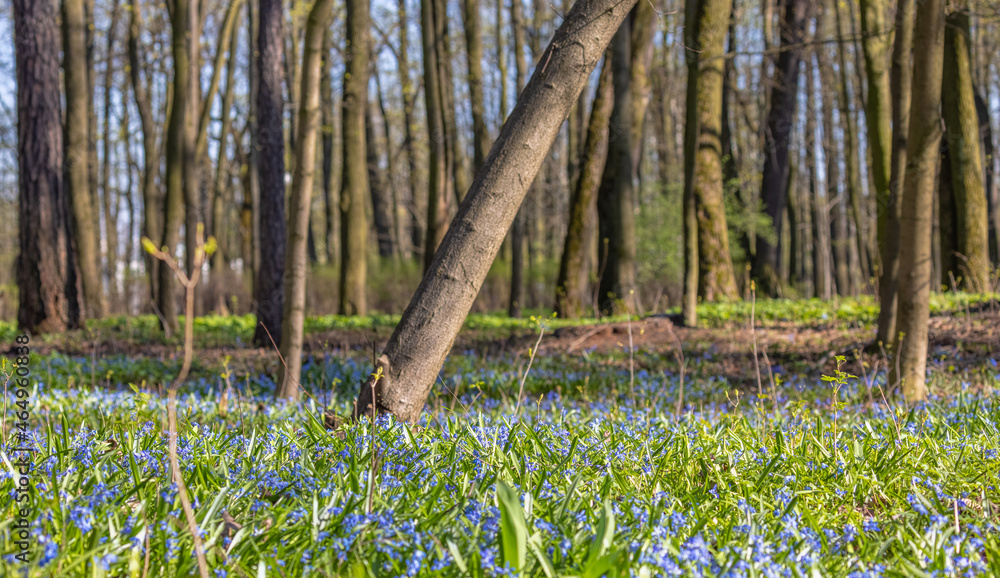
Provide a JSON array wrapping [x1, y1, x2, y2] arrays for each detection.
[[496, 480, 528, 573]]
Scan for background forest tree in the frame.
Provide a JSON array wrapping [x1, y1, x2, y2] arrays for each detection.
[[5, 0, 1000, 405]]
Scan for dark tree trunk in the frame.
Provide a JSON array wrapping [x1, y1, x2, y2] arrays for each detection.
[[556, 55, 613, 319], [253, 0, 288, 347], [15, 0, 81, 333], [752, 0, 808, 295], [596, 17, 636, 314]]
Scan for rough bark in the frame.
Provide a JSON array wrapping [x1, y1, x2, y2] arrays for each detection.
[[877, 0, 910, 344], [253, 0, 288, 347], [355, 0, 640, 423], [941, 7, 989, 291], [890, 0, 944, 403], [596, 18, 636, 314], [340, 0, 370, 315], [63, 0, 104, 320], [128, 0, 161, 306], [462, 0, 490, 174], [556, 56, 613, 319], [752, 0, 808, 295], [277, 0, 334, 400], [684, 0, 739, 306], [15, 0, 81, 333]]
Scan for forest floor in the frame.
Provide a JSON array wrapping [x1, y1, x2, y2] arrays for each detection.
[[14, 293, 1000, 395]]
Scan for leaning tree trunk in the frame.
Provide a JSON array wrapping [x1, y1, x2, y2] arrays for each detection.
[[15, 0, 81, 333], [63, 0, 104, 320], [876, 0, 911, 345], [890, 0, 944, 403], [355, 0, 640, 422], [556, 55, 613, 319], [340, 0, 370, 315], [684, 0, 739, 307], [158, 0, 192, 336], [941, 5, 989, 292], [276, 0, 334, 400], [253, 0, 288, 347], [595, 17, 636, 315], [752, 0, 808, 296]]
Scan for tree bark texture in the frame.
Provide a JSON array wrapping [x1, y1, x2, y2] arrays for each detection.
[[684, 0, 739, 305], [891, 0, 945, 403], [340, 0, 371, 315], [277, 0, 334, 400], [877, 0, 911, 344], [63, 0, 105, 320], [15, 0, 81, 333], [253, 0, 288, 347], [941, 7, 989, 292]]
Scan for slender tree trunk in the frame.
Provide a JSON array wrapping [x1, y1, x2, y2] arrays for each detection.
[[891, 0, 944, 403], [462, 0, 489, 174], [158, 0, 193, 335], [128, 0, 161, 308], [321, 28, 338, 265], [63, 0, 105, 320], [752, 0, 808, 295], [629, 0, 656, 179], [556, 55, 613, 319], [807, 54, 832, 299], [366, 101, 394, 258], [211, 4, 243, 307], [942, 6, 989, 291], [939, 139, 957, 287], [397, 0, 422, 261], [355, 0, 640, 423], [374, 67, 403, 258], [246, 0, 261, 291], [100, 0, 122, 313], [15, 0, 81, 333], [508, 0, 529, 317], [340, 0, 370, 315], [253, 0, 288, 346], [834, 0, 869, 286], [422, 0, 448, 272], [182, 1, 202, 282], [870, 0, 906, 344], [277, 0, 334, 400], [684, 0, 739, 308], [595, 16, 637, 314]]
